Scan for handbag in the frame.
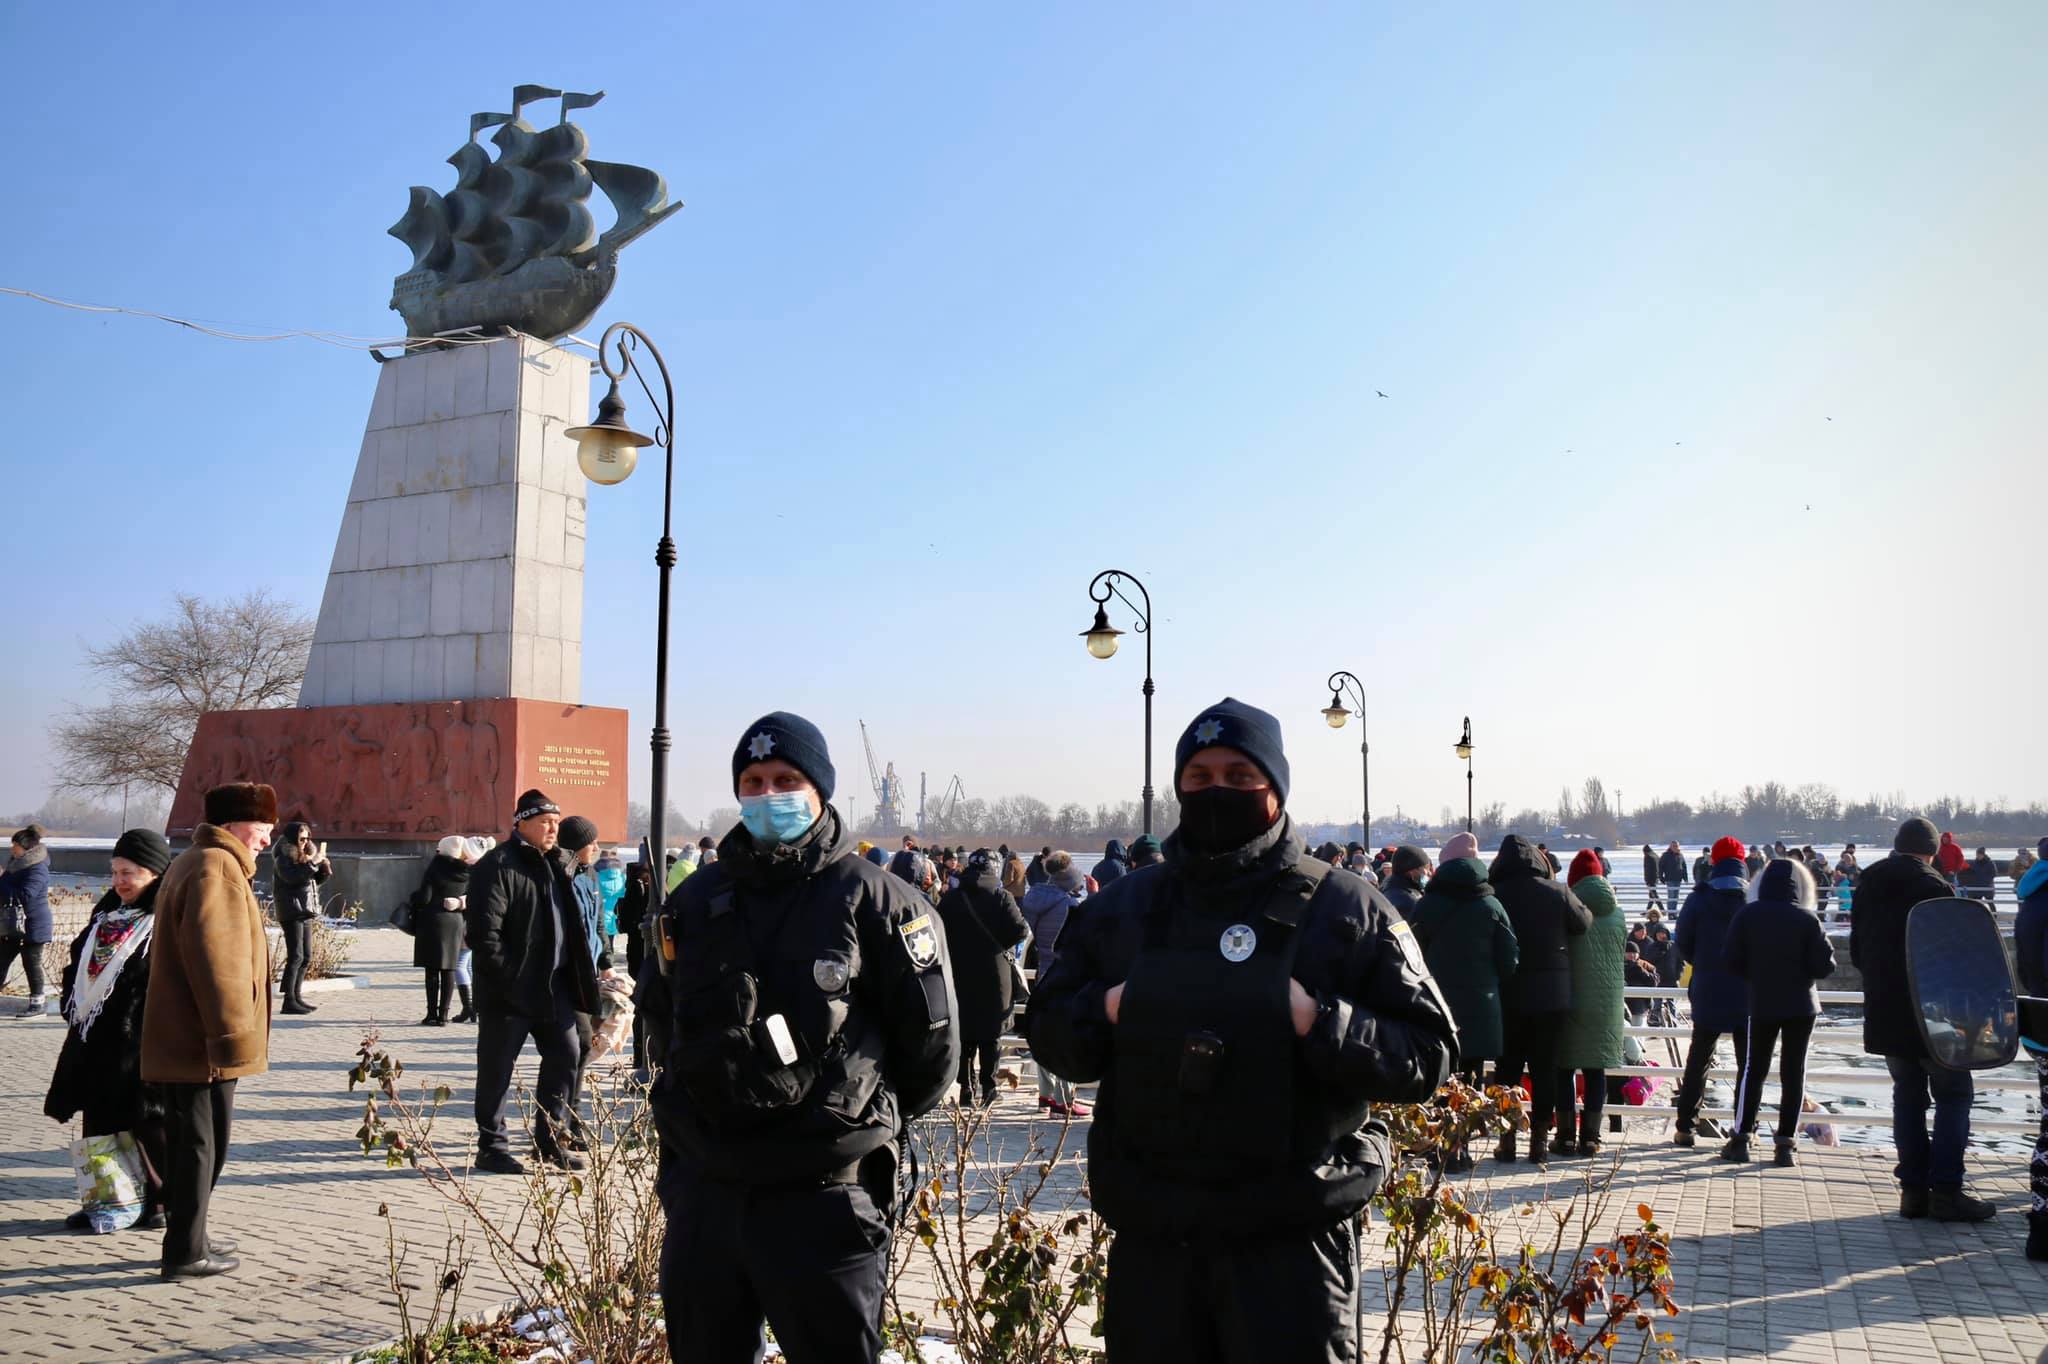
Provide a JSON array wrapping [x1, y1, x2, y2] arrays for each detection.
[[390, 897, 416, 935], [72, 1130, 146, 1233], [0, 899, 22, 937]]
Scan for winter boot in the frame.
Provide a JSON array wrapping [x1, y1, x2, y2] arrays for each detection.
[[1673, 1126, 1696, 1149], [2027, 1214, 2048, 1261], [1929, 1187, 1997, 1223], [1899, 1186, 1930, 1219], [453, 985, 478, 1024], [1773, 1141, 1797, 1168], [1526, 1131, 1549, 1164], [420, 975, 443, 1027], [287, 962, 317, 1014], [1719, 1132, 1753, 1163], [279, 968, 313, 1015], [1494, 1131, 1518, 1164]]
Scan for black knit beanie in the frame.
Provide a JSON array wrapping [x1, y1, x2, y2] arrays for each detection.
[[1173, 697, 1290, 803], [1392, 845, 1431, 876], [514, 789, 560, 822], [558, 815, 599, 852], [1894, 817, 1940, 857], [112, 828, 174, 875], [731, 712, 837, 801]]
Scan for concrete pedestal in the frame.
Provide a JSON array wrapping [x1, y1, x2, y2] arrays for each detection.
[[299, 335, 591, 707]]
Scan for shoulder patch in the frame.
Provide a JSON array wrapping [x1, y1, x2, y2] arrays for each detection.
[[899, 914, 940, 969], [1387, 918, 1428, 976]]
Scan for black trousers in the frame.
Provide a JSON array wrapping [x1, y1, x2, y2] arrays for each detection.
[[0, 934, 47, 996], [1554, 1068, 1607, 1141], [1494, 1010, 1566, 1139], [1674, 1025, 1752, 1132], [280, 918, 311, 999], [1732, 1016, 1815, 1142], [474, 993, 581, 1157], [958, 1035, 1000, 1103], [1103, 1223, 1357, 1364], [660, 1162, 892, 1364], [161, 1079, 235, 1266]]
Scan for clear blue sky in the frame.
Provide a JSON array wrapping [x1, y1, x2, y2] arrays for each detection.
[[4, 4, 2042, 828]]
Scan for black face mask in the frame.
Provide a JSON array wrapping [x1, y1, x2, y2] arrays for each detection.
[[1177, 787, 1278, 854]]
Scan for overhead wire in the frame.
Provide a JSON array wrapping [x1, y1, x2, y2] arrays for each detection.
[[0, 286, 596, 356]]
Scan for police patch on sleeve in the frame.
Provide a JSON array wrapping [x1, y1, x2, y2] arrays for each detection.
[[1387, 918, 1427, 976], [1220, 923, 1257, 962], [813, 957, 850, 992], [899, 915, 940, 969]]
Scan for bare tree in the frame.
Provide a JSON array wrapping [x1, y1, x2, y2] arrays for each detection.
[[51, 592, 314, 799]]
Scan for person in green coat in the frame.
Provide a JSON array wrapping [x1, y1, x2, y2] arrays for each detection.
[[1554, 850, 1628, 1157], [1409, 834, 1520, 1077]]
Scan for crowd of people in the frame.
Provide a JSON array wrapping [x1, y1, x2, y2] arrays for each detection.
[[7, 704, 2045, 1361]]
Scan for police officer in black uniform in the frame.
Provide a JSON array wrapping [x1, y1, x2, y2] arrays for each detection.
[[652, 712, 960, 1364], [1029, 698, 1458, 1364]]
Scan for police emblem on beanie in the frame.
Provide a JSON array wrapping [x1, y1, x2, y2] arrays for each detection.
[[204, 782, 279, 825], [1173, 697, 1291, 803], [731, 712, 837, 800]]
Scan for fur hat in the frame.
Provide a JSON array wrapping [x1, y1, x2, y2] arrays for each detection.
[[1440, 831, 1480, 861], [205, 783, 279, 826], [1173, 697, 1290, 803], [1894, 817, 1940, 857], [559, 816, 599, 852], [112, 827, 173, 875], [1710, 836, 1746, 865], [731, 712, 837, 801]]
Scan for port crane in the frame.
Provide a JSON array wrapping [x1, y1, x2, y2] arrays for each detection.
[[859, 720, 907, 834]]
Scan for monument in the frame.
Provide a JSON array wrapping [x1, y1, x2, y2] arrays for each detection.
[[169, 85, 681, 863]]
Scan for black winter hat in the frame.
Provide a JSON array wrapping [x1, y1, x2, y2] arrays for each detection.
[[1173, 698, 1290, 804], [1392, 845, 1431, 876], [112, 828, 174, 875], [1753, 857, 1817, 910], [1894, 817, 1941, 857], [558, 816, 599, 852], [514, 789, 561, 822], [732, 712, 836, 801]]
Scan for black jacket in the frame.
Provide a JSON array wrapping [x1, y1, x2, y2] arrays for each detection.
[[410, 854, 470, 971], [1027, 816, 1456, 1239], [1641, 848, 1658, 885], [1096, 841, 1130, 888], [937, 864, 1030, 1039], [45, 883, 164, 1131], [1658, 848, 1686, 884], [1851, 852, 1953, 1059], [1489, 836, 1593, 1015], [1380, 873, 1424, 921], [464, 835, 599, 1019], [1724, 895, 1836, 1020], [1675, 862, 1751, 1032], [271, 850, 330, 925], [652, 808, 961, 1184]]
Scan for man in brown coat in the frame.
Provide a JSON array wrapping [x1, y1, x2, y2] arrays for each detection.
[[142, 782, 277, 1279]]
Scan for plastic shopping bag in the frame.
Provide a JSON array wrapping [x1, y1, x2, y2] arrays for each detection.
[[72, 1130, 146, 1233], [587, 969, 637, 1063]]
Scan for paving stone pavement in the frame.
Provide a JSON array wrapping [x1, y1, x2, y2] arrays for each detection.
[[1, 928, 2043, 1362]]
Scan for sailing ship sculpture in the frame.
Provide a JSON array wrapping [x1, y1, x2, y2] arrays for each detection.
[[388, 85, 680, 342]]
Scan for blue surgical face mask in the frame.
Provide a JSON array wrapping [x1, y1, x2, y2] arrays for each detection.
[[739, 791, 818, 846]]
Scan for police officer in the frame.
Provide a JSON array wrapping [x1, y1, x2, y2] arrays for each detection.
[[652, 712, 960, 1364], [1029, 698, 1458, 1364]]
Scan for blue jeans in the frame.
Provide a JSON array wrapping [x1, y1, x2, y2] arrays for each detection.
[[1886, 1055, 1973, 1190]]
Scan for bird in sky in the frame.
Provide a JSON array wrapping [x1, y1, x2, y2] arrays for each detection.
[[1826, 416, 1834, 422], [1375, 390, 1389, 399]]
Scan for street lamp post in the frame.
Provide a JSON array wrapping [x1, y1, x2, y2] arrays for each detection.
[[565, 322, 673, 947], [1079, 569, 1155, 835], [1455, 717, 1475, 833], [1320, 671, 1369, 848]]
